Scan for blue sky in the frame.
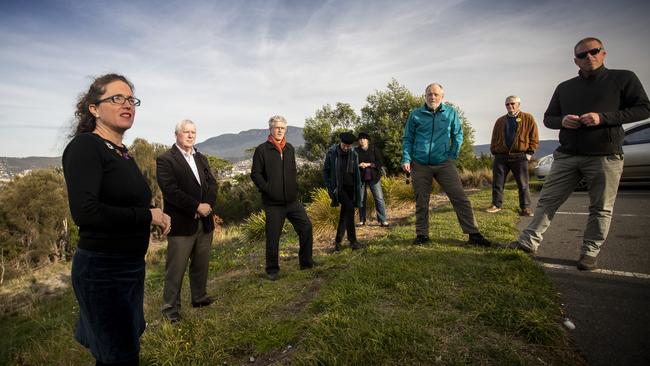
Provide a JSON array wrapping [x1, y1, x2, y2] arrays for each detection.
[[1, 0, 649, 157]]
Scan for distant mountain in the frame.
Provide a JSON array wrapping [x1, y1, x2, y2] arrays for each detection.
[[195, 126, 305, 161], [0, 156, 62, 179], [473, 140, 559, 158]]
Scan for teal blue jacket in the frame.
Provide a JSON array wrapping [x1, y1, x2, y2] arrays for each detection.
[[401, 103, 463, 165]]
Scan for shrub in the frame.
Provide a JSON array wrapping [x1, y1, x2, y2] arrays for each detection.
[[459, 168, 492, 189], [241, 210, 289, 242], [305, 188, 339, 236]]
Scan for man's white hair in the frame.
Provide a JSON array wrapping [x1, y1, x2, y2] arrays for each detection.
[[268, 115, 288, 128], [505, 95, 521, 104], [425, 83, 444, 93], [174, 119, 195, 134]]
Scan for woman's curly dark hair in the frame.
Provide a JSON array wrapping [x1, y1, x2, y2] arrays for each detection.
[[71, 74, 135, 137]]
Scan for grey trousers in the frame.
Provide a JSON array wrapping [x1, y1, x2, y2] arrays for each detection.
[[518, 152, 623, 256], [411, 160, 479, 237], [161, 221, 213, 317]]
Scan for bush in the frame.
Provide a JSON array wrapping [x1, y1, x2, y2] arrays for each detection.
[[241, 210, 290, 242], [458, 168, 492, 189], [305, 188, 339, 236], [215, 175, 262, 224], [297, 164, 324, 204]]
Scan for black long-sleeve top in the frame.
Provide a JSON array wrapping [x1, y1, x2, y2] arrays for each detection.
[[544, 66, 650, 155], [63, 133, 152, 256], [355, 145, 384, 183]]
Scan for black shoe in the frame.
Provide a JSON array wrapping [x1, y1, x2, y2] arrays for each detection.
[[577, 254, 598, 271], [412, 235, 430, 245], [164, 313, 182, 323], [192, 297, 214, 308], [350, 241, 361, 250], [334, 241, 342, 251], [300, 261, 316, 270], [468, 233, 491, 247], [267, 272, 279, 281]]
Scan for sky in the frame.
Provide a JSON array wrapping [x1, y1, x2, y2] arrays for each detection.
[[1, 0, 649, 157]]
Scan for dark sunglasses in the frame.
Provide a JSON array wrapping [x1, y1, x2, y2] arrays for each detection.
[[405, 172, 411, 185], [575, 47, 602, 59]]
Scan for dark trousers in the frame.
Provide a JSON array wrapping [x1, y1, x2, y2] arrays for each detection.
[[492, 154, 531, 209], [264, 201, 313, 275], [161, 221, 213, 318], [335, 185, 357, 243]]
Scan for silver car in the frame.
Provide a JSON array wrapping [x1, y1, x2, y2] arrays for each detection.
[[534, 119, 650, 185]]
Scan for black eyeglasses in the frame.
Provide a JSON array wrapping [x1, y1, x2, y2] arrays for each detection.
[[96, 94, 141, 106], [575, 47, 602, 60]]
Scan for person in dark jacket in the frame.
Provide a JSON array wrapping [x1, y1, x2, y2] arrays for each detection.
[[507, 37, 650, 271], [355, 132, 389, 227], [251, 115, 314, 281], [323, 132, 363, 251], [156, 119, 217, 322], [487, 95, 539, 216]]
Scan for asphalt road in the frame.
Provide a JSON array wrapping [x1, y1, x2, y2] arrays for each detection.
[[518, 187, 650, 366]]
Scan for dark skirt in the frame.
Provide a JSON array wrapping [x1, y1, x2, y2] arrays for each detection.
[[71, 248, 146, 364]]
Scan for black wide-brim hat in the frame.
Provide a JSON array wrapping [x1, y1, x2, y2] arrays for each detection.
[[339, 132, 356, 144]]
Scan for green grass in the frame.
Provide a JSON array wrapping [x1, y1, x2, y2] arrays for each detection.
[[0, 187, 582, 365]]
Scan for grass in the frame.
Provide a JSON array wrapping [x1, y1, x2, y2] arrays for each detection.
[[0, 187, 583, 365]]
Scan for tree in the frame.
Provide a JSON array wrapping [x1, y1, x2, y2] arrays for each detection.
[[206, 155, 232, 179], [0, 169, 72, 269], [445, 102, 478, 171], [359, 79, 423, 174], [301, 102, 360, 160], [129, 138, 168, 209]]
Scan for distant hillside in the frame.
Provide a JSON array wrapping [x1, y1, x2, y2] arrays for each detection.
[[0, 156, 62, 178], [473, 140, 559, 158], [195, 126, 304, 161]]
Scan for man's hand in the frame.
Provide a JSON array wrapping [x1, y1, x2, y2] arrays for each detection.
[[579, 112, 601, 127], [562, 114, 582, 129], [402, 163, 411, 173], [197, 203, 212, 217], [526, 154, 532, 161]]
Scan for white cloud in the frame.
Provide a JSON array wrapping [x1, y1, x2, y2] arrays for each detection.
[[1, 0, 649, 156]]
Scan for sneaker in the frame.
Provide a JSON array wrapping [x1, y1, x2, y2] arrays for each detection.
[[191, 297, 214, 308], [502, 240, 536, 254], [468, 233, 491, 247], [486, 205, 501, 213], [357, 221, 365, 226], [520, 208, 534, 217], [577, 254, 598, 271], [412, 235, 430, 245], [380, 222, 390, 227]]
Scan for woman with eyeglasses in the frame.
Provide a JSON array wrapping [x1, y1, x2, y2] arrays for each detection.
[[63, 73, 171, 366]]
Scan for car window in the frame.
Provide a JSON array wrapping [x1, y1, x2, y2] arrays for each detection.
[[624, 124, 650, 145]]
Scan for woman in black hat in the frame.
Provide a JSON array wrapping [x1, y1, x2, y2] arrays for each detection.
[[355, 132, 389, 227]]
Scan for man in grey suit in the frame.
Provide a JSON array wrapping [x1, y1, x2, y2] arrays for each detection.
[[156, 119, 217, 322]]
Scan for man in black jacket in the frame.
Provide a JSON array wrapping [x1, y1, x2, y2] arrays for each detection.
[[157, 119, 217, 322], [508, 37, 650, 270], [250, 115, 314, 281]]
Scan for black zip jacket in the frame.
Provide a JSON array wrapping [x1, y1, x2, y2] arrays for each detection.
[[250, 141, 298, 205], [544, 66, 650, 155]]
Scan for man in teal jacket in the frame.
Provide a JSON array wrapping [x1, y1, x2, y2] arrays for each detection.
[[402, 83, 490, 246]]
